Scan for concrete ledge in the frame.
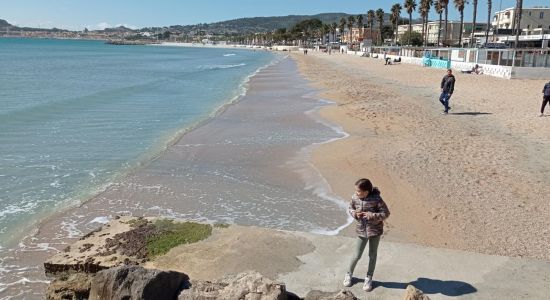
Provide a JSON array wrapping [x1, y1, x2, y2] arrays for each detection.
[[277, 232, 550, 299], [46, 217, 550, 300]]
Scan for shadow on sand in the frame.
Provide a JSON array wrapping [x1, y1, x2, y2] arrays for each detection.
[[373, 277, 477, 296], [449, 112, 492, 116]]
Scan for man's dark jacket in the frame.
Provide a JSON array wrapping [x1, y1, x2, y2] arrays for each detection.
[[441, 74, 456, 94]]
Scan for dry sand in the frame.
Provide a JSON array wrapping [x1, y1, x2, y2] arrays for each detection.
[[290, 51, 550, 260], [148, 225, 315, 280]]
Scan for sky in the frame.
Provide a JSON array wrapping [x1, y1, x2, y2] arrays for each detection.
[[1, 0, 548, 31]]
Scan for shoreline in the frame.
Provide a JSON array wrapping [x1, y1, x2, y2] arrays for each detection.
[[0, 56, 352, 298], [153, 42, 267, 51], [0, 51, 283, 250]]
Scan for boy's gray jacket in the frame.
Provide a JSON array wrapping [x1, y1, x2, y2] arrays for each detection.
[[348, 188, 390, 238]]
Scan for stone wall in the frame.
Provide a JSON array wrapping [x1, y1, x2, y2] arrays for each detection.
[[273, 46, 300, 51], [450, 61, 513, 79]]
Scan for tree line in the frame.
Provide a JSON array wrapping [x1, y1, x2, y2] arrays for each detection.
[[230, 0, 525, 48]]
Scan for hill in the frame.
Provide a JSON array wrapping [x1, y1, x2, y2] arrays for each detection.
[[0, 19, 69, 32], [0, 19, 14, 29], [2, 12, 414, 36], [144, 13, 398, 35]]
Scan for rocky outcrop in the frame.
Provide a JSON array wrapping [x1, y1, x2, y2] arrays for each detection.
[[88, 266, 188, 300], [402, 285, 431, 300], [303, 290, 357, 300], [179, 271, 287, 300], [44, 216, 145, 275], [45, 217, 214, 276], [46, 273, 93, 300]]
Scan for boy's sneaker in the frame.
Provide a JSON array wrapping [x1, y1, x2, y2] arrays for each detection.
[[363, 275, 373, 292], [540, 113, 544, 117], [343, 273, 352, 287]]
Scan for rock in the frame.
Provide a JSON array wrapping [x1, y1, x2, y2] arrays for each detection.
[[89, 266, 188, 300], [304, 290, 357, 300], [46, 273, 93, 300], [44, 260, 109, 276], [44, 217, 145, 275], [179, 271, 286, 300], [402, 285, 430, 300]]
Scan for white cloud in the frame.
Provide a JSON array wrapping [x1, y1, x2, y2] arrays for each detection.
[[115, 24, 138, 30], [94, 22, 112, 30], [86, 22, 138, 31]]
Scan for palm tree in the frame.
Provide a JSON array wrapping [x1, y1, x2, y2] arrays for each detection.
[[321, 23, 331, 44], [356, 14, 364, 42], [440, 0, 449, 46], [375, 9, 385, 45], [471, 0, 478, 47], [339, 17, 346, 44], [331, 22, 338, 44], [484, 1, 491, 45], [420, 0, 433, 46], [514, 0, 523, 49], [435, 1, 444, 46], [420, 0, 427, 46], [347, 15, 356, 44], [404, 0, 417, 46], [391, 3, 403, 44], [367, 10, 375, 43], [453, 0, 466, 47]]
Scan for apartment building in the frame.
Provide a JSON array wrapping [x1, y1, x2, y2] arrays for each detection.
[[492, 7, 550, 35], [397, 21, 486, 45]]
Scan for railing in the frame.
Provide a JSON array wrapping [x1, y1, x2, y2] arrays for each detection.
[[367, 46, 550, 68]]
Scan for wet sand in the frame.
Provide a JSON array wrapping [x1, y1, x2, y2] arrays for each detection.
[[0, 57, 352, 298], [291, 51, 550, 260]]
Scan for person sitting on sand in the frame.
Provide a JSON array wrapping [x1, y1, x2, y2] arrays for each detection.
[[439, 69, 456, 115], [540, 80, 550, 117], [472, 64, 482, 75], [343, 178, 390, 292], [461, 64, 482, 74]]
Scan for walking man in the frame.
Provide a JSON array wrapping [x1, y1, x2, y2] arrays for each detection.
[[540, 80, 550, 117], [439, 69, 456, 114]]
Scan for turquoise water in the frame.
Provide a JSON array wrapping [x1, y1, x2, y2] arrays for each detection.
[[0, 38, 275, 246]]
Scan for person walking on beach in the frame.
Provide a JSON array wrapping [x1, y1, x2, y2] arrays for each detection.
[[439, 69, 456, 114], [343, 178, 390, 292], [540, 80, 550, 117]]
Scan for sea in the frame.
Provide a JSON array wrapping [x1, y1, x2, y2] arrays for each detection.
[[0, 38, 279, 246], [0, 38, 351, 298]]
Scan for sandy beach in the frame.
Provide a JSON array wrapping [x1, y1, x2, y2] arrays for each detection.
[[291, 51, 550, 260], [3, 47, 550, 299]]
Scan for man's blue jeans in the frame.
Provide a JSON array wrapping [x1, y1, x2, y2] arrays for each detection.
[[439, 92, 451, 113]]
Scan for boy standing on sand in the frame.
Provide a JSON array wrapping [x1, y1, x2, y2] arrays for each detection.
[[439, 69, 456, 114], [343, 178, 390, 292], [540, 81, 550, 117]]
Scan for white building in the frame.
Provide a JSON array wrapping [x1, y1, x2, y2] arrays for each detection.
[[397, 21, 486, 46], [492, 7, 550, 35]]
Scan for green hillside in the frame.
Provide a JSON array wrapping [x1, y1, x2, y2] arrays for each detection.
[[148, 13, 397, 35]]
